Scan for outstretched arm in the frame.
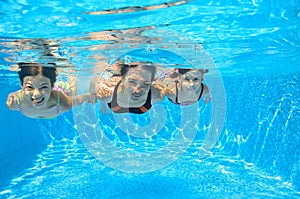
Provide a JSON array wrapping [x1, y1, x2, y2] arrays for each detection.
[[6, 91, 21, 111], [54, 91, 96, 113], [95, 75, 121, 102], [150, 83, 165, 104], [72, 93, 98, 107]]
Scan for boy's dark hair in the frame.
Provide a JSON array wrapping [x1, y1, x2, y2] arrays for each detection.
[[18, 62, 57, 87]]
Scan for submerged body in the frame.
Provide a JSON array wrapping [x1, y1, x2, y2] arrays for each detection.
[[90, 61, 163, 114], [158, 68, 211, 106], [6, 63, 93, 119]]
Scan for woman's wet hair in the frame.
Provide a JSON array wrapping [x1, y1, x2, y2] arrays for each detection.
[[118, 61, 157, 80], [18, 62, 57, 87]]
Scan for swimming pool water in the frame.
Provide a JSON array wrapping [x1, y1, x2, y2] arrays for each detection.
[[1, 0, 300, 198]]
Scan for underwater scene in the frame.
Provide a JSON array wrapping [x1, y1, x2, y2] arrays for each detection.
[[0, 0, 300, 198]]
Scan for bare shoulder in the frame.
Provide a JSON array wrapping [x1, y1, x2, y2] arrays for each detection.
[[202, 83, 212, 103], [203, 83, 210, 94]]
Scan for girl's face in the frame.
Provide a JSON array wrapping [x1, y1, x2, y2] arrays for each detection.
[[22, 75, 52, 107], [123, 67, 152, 101], [180, 70, 203, 93]]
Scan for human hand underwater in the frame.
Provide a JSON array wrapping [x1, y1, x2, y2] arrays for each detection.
[[6, 92, 19, 110]]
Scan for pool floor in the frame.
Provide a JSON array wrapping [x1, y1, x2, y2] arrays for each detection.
[[1, 141, 299, 199]]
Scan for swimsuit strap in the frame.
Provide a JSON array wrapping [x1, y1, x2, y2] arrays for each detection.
[[170, 81, 204, 105], [108, 81, 121, 109], [134, 88, 152, 113], [198, 83, 204, 101], [143, 88, 152, 109], [56, 91, 60, 114], [108, 81, 152, 114], [175, 80, 179, 104]]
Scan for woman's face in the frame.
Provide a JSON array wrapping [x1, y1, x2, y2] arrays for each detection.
[[22, 75, 52, 108], [180, 70, 202, 93], [123, 67, 152, 101]]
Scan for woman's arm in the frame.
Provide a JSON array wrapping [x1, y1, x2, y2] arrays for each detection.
[[96, 75, 121, 103], [57, 90, 98, 111], [150, 83, 165, 104], [72, 93, 97, 107]]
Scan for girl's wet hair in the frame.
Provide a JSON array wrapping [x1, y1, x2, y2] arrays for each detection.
[[18, 62, 57, 87], [178, 68, 208, 75], [169, 68, 209, 80], [118, 61, 157, 80], [168, 68, 191, 78], [177, 68, 191, 75]]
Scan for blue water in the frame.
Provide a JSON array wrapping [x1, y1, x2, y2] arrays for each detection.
[[1, 0, 300, 198]]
